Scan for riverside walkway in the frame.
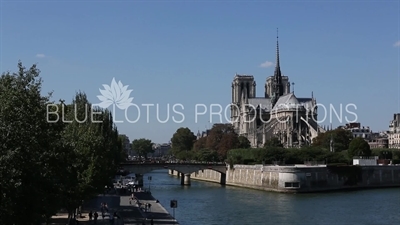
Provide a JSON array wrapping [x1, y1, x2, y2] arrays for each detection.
[[47, 191, 178, 225], [129, 191, 178, 225]]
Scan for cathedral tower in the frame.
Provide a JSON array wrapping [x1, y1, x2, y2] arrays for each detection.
[[265, 29, 289, 100], [231, 75, 256, 132], [271, 28, 284, 106]]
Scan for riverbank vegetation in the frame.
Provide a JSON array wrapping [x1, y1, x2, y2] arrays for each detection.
[[170, 125, 400, 165], [0, 62, 125, 225]]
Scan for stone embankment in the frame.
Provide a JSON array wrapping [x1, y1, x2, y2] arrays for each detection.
[[170, 164, 400, 193], [47, 191, 178, 225]]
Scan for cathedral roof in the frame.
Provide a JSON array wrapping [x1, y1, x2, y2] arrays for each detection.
[[248, 98, 273, 111], [272, 93, 303, 111]]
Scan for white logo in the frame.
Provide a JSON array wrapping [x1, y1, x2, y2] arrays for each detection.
[[97, 78, 134, 110]]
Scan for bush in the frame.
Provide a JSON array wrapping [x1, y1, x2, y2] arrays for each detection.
[[227, 147, 350, 165]]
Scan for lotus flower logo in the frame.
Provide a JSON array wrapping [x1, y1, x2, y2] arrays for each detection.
[[97, 78, 134, 110]]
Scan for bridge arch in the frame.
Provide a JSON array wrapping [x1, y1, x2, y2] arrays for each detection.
[[119, 162, 227, 186]]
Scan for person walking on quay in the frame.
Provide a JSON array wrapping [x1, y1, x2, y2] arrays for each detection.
[[150, 219, 154, 225], [89, 211, 93, 221], [130, 193, 134, 205], [93, 212, 98, 224]]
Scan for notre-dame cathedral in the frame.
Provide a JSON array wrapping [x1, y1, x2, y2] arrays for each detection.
[[230, 32, 326, 148]]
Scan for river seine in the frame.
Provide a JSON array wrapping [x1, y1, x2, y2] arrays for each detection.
[[138, 170, 399, 225]]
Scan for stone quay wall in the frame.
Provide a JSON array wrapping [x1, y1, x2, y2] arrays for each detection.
[[179, 165, 400, 193]]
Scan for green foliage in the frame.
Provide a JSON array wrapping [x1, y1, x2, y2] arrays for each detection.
[[0, 62, 61, 224], [238, 136, 251, 148], [348, 137, 371, 158], [312, 128, 353, 151], [193, 136, 207, 150], [118, 135, 128, 160], [371, 148, 400, 160], [205, 124, 236, 148], [176, 124, 242, 161], [170, 127, 196, 160], [227, 147, 349, 165], [264, 137, 283, 148], [204, 123, 240, 160], [59, 92, 123, 218], [194, 149, 219, 162], [132, 138, 154, 159], [0, 62, 124, 224], [170, 127, 196, 152]]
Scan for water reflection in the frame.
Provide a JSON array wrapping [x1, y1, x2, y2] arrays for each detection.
[[131, 170, 400, 225]]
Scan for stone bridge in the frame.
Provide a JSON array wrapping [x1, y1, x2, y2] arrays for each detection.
[[119, 162, 227, 186]]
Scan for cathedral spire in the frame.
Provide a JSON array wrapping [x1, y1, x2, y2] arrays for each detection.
[[272, 28, 284, 106], [274, 28, 283, 80], [275, 28, 280, 69]]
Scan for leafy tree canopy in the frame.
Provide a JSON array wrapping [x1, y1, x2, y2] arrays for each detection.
[[348, 137, 371, 158], [312, 128, 353, 151], [264, 137, 283, 148], [0, 62, 124, 224], [238, 136, 251, 149], [205, 123, 239, 160], [132, 138, 154, 159], [193, 137, 207, 151], [170, 127, 196, 152]]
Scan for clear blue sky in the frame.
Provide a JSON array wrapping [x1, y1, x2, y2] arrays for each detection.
[[1, 0, 399, 143]]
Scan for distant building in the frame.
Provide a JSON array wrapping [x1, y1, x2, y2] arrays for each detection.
[[368, 132, 389, 149], [152, 143, 171, 157], [339, 122, 388, 149], [231, 34, 323, 148], [196, 129, 211, 140], [339, 123, 372, 139], [388, 113, 400, 149]]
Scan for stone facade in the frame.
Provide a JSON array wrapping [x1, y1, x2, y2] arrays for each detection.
[[196, 129, 210, 140], [339, 122, 388, 149], [231, 34, 325, 148], [388, 113, 400, 149], [152, 143, 171, 157], [188, 165, 400, 193]]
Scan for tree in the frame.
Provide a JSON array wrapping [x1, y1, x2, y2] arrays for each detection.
[[205, 123, 239, 160], [118, 135, 129, 160], [348, 137, 371, 158], [264, 137, 283, 148], [193, 137, 207, 150], [0, 62, 125, 224], [206, 123, 236, 150], [312, 132, 326, 147], [0, 62, 64, 224], [58, 92, 124, 222], [238, 136, 251, 148], [333, 129, 354, 151], [170, 127, 196, 152], [312, 129, 353, 151], [218, 132, 240, 160], [196, 149, 219, 162], [132, 138, 154, 159]]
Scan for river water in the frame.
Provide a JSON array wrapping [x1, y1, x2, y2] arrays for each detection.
[[134, 170, 400, 225]]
